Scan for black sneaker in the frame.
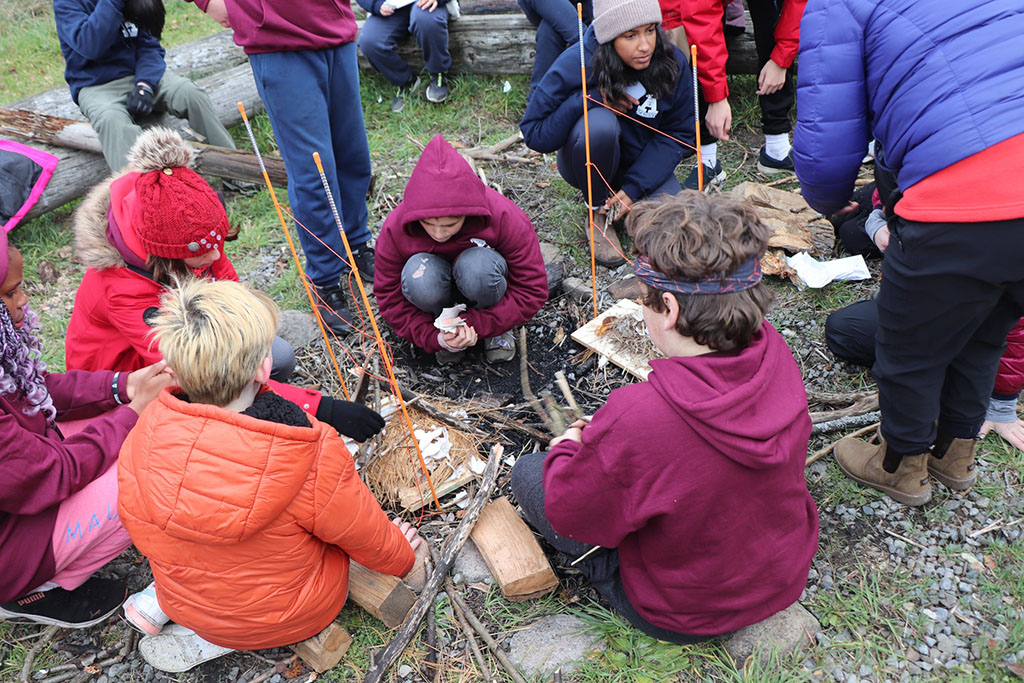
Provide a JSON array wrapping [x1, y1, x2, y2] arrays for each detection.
[[682, 161, 726, 192], [348, 244, 375, 281], [314, 283, 356, 336], [426, 73, 450, 103], [0, 577, 127, 629], [757, 146, 795, 174]]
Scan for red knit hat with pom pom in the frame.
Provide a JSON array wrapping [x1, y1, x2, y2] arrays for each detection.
[[131, 165, 229, 259]]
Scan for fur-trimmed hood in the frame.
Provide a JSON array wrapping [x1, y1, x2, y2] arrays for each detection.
[[73, 128, 196, 270]]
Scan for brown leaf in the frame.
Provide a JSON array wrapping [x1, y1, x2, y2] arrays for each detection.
[[534, 181, 551, 189], [984, 554, 997, 570], [552, 326, 566, 346], [37, 261, 60, 285], [987, 638, 1000, 650], [1003, 662, 1024, 680], [84, 665, 101, 674]]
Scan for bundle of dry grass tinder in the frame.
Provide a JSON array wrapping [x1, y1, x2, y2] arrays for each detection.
[[360, 398, 484, 512]]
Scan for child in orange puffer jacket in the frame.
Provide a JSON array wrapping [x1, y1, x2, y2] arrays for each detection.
[[117, 278, 424, 672]]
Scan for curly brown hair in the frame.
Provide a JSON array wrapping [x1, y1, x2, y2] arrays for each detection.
[[627, 192, 774, 352]]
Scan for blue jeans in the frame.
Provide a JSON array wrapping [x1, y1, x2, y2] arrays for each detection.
[[556, 107, 682, 204], [358, 5, 451, 86], [400, 247, 507, 315], [249, 44, 372, 287], [518, 0, 592, 95]]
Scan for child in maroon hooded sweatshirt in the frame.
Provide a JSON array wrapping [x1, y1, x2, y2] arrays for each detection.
[[511, 192, 818, 642], [374, 135, 548, 364]]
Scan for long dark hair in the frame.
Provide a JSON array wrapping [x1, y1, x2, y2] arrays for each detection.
[[591, 26, 679, 104]]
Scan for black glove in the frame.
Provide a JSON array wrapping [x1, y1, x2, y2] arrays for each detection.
[[316, 397, 385, 442], [126, 82, 155, 120]]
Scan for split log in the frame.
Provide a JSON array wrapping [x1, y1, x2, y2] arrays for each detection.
[[469, 497, 558, 600], [348, 561, 417, 628], [290, 622, 353, 673], [364, 445, 502, 683], [0, 108, 287, 187]]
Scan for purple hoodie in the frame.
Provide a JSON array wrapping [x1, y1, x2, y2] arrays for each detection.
[[544, 323, 819, 635], [373, 135, 548, 353], [190, 0, 357, 54]]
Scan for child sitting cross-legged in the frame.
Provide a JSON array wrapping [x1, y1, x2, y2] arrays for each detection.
[[373, 134, 548, 365], [117, 278, 425, 672], [510, 192, 819, 642]]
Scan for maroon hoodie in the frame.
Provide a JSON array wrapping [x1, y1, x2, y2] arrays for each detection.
[[544, 322, 819, 635], [374, 135, 548, 353], [189, 0, 357, 54], [1, 371, 137, 602]]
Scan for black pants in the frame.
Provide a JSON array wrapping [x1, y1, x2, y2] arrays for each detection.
[[825, 299, 878, 367], [700, 0, 794, 144], [875, 216, 1024, 454], [509, 452, 712, 645]]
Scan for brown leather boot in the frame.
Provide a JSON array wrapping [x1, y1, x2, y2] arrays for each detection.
[[585, 212, 626, 268], [928, 437, 977, 490], [835, 434, 932, 506]]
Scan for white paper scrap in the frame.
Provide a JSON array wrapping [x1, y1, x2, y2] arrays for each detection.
[[785, 252, 871, 289], [434, 303, 467, 333]]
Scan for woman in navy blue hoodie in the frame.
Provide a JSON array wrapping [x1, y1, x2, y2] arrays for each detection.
[[520, 0, 695, 267]]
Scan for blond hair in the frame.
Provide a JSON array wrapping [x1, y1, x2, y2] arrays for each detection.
[[152, 278, 278, 406]]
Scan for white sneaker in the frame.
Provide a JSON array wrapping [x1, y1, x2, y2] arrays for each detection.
[[138, 623, 235, 673], [123, 583, 169, 636]]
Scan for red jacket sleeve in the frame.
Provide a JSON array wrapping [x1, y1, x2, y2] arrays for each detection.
[[461, 197, 548, 340], [994, 317, 1024, 396], [679, 0, 730, 102], [374, 219, 445, 353], [770, 0, 807, 68]]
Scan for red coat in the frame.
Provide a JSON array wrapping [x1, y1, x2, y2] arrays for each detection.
[[675, 0, 806, 103], [118, 389, 414, 649], [373, 135, 548, 353], [65, 167, 321, 413], [994, 318, 1024, 397]]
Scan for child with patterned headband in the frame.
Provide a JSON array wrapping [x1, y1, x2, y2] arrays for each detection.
[[510, 192, 818, 641]]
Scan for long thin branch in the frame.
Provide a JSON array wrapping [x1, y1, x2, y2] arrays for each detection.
[[806, 422, 879, 467], [447, 591, 529, 683], [519, 327, 556, 436], [363, 445, 502, 683], [810, 411, 881, 435], [20, 626, 60, 683]]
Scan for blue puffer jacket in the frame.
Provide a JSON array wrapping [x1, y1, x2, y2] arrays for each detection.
[[520, 26, 695, 203], [793, 0, 1024, 214], [54, 0, 166, 104]]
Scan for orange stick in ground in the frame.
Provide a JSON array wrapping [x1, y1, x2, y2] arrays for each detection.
[[236, 103, 350, 399], [578, 2, 598, 318], [311, 152, 442, 511], [690, 45, 703, 192]]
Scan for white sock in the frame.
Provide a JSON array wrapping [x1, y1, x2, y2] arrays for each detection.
[[699, 143, 717, 168], [764, 133, 791, 160]]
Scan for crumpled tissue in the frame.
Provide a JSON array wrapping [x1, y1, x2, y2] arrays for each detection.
[[785, 252, 871, 289]]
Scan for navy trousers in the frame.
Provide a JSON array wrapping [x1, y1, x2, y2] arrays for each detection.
[[358, 4, 451, 87], [249, 43, 372, 287], [557, 107, 682, 205], [518, 0, 592, 95]]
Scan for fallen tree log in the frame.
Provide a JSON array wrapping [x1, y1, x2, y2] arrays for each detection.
[[4, 14, 760, 220], [0, 108, 288, 187], [5, 62, 263, 220]]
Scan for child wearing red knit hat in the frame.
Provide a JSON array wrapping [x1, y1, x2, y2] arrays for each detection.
[[64, 127, 384, 443]]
